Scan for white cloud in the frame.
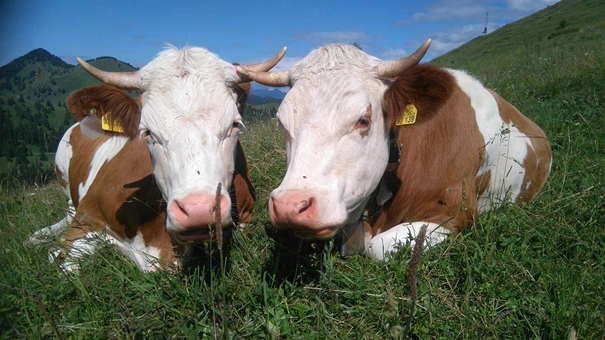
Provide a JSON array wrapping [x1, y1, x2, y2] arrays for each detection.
[[508, 0, 560, 12], [270, 56, 302, 72], [378, 48, 409, 60]]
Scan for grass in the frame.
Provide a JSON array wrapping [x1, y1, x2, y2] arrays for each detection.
[[1, 1, 604, 337]]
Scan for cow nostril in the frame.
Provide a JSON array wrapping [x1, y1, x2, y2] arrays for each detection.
[[297, 197, 313, 214], [175, 200, 188, 216]]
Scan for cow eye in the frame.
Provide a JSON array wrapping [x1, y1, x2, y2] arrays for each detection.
[[231, 120, 247, 136], [355, 116, 372, 130], [143, 129, 157, 145]]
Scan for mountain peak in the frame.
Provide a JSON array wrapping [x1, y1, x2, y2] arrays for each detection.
[[0, 48, 72, 79]]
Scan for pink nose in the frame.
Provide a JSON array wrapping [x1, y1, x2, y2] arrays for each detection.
[[269, 192, 317, 229], [168, 193, 230, 229]]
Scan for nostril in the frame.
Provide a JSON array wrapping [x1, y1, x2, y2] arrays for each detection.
[[170, 200, 188, 218], [176, 200, 188, 215], [297, 197, 313, 214]]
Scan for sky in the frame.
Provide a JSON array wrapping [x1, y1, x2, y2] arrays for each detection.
[[1, 0, 559, 89]]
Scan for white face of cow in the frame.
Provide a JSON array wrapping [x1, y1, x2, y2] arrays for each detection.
[[269, 45, 391, 239], [137, 48, 243, 233], [239, 41, 430, 240]]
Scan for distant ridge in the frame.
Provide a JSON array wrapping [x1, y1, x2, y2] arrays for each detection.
[[0, 48, 73, 79], [251, 88, 286, 100]]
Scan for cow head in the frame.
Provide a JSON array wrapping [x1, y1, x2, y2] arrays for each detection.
[[74, 46, 285, 241], [239, 40, 430, 240]]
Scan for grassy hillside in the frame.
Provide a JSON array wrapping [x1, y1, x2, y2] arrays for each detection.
[[1, 0, 604, 337]]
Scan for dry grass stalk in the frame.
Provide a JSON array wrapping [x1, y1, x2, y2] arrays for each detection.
[[214, 183, 222, 251], [406, 223, 428, 336]]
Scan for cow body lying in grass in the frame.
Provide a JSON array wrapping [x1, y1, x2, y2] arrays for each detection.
[[28, 46, 285, 271], [241, 39, 552, 260]]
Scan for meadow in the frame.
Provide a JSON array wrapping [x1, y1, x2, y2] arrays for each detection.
[[1, 1, 604, 338]]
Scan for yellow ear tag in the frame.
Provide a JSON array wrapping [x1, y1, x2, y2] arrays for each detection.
[[101, 112, 124, 133], [395, 104, 417, 126]]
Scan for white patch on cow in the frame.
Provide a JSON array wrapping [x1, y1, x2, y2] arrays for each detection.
[[53, 231, 106, 273], [25, 203, 75, 246], [365, 222, 449, 261], [105, 229, 163, 272], [55, 124, 76, 196], [449, 69, 530, 212], [78, 135, 129, 202], [49, 228, 164, 273]]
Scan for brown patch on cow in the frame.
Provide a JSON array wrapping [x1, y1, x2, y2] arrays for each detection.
[[230, 141, 256, 224], [67, 85, 141, 139], [488, 89, 551, 204], [371, 65, 487, 235]]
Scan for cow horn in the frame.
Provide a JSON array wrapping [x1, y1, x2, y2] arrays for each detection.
[[236, 47, 290, 86], [374, 39, 431, 79], [77, 57, 142, 90], [241, 47, 287, 73]]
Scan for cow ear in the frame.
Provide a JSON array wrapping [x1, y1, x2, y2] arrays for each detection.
[[66, 85, 141, 139], [67, 86, 102, 122]]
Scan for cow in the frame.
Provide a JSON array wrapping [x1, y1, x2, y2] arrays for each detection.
[[28, 46, 286, 271], [238, 39, 552, 260]]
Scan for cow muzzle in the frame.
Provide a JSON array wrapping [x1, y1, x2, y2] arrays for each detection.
[[167, 192, 232, 243], [269, 191, 342, 240]]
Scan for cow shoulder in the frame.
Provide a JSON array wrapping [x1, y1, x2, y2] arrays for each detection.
[[67, 85, 141, 139]]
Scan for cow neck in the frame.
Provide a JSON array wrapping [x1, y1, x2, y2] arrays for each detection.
[[361, 127, 401, 223]]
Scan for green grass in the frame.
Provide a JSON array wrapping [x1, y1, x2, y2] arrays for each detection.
[[1, 0, 604, 337]]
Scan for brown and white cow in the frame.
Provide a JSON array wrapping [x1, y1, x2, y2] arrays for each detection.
[[28, 46, 285, 271], [240, 40, 552, 260]]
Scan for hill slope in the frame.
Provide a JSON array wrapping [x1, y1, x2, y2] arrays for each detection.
[[431, 0, 604, 75]]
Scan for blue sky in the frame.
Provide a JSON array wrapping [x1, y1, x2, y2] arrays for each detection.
[[1, 0, 559, 80]]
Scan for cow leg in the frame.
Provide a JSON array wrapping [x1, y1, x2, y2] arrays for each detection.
[[25, 200, 76, 246], [365, 222, 450, 261], [50, 222, 106, 273]]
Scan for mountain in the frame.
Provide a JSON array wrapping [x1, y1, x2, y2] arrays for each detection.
[[250, 88, 286, 100], [0, 48, 72, 80]]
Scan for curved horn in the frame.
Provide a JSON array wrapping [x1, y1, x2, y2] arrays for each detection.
[[76, 57, 141, 90], [242, 47, 287, 73], [237, 68, 290, 87], [235, 47, 290, 86], [374, 39, 432, 79]]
